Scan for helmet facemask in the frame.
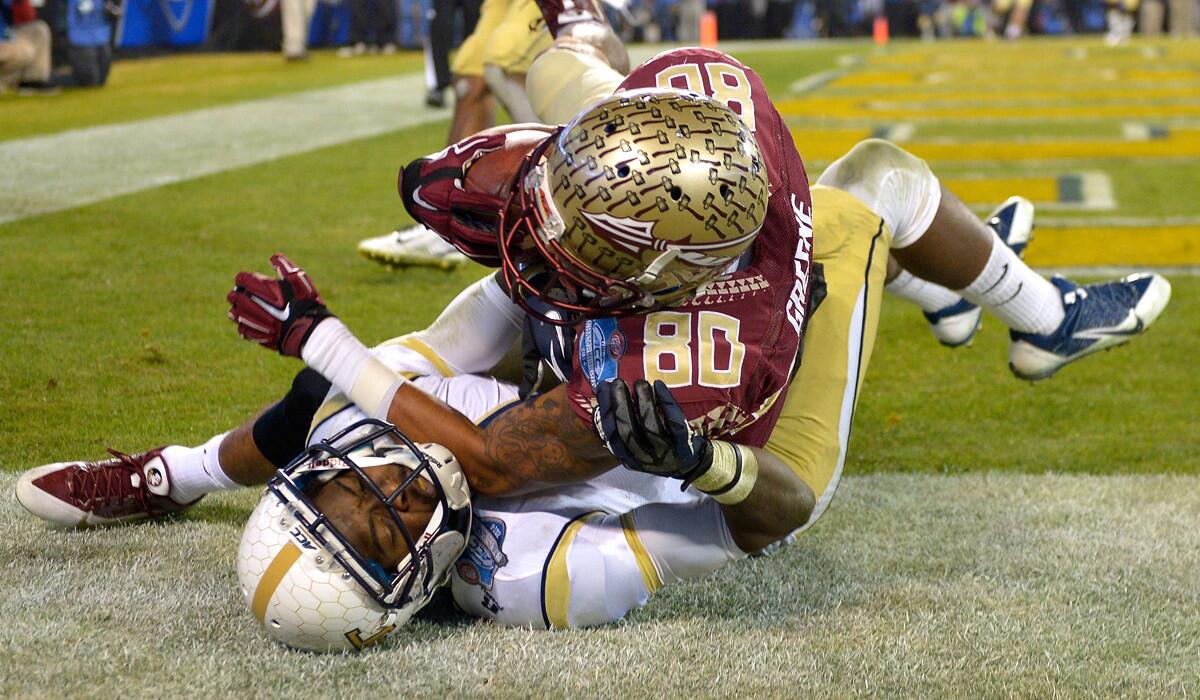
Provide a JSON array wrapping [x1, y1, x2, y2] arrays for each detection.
[[237, 418, 471, 652]]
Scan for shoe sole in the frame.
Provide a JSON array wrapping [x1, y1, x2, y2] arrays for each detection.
[[16, 463, 150, 528], [933, 308, 984, 347], [357, 247, 466, 270], [1009, 273, 1172, 380]]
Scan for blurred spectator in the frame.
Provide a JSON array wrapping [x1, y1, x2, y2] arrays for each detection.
[[1169, 0, 1196, 36], [992, 0, 1033, 37], [1, 0, 56, 94], [1104, 0, 1134, 43], [281, 0, 315, 59], [423, 0, 480, 106], [338, 0, 396, 54], [59, 0, 114, 86]]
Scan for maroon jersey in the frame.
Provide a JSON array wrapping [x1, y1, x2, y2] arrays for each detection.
[[561, 48, 815, 446], [404, 48, 815, 446]]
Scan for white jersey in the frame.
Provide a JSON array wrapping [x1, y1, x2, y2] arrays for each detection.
[[308, 343, 744, 629]]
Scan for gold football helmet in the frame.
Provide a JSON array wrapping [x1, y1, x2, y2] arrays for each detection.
[[499, 89, 769, 321]]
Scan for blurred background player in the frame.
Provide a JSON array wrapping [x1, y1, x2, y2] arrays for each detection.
[[280, 0, 315, 60], [357, 0, 622, 269], [1105, 0, 1138, 44], [337, 0, 398, 56], [423, 0, 482, 107], [991, 0, 1033, 38]]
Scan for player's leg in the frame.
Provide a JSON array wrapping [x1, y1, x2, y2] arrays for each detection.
[[820, 139, 1171, 379], [479, 0, 552, 123], [15, 367, 334, 527], [359, 0, 506, 269], [762, 186, 890, 536], [452, 480, 743, 628]]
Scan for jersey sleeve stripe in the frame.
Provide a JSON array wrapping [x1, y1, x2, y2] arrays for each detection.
[[388, 336, 456, 377]]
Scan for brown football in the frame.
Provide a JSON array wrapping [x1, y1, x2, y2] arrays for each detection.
[[464, 126, 556, 198]]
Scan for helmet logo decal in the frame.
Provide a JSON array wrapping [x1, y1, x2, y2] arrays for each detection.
[[581, 211, 659, 253], [345, 624, 397, 651], [288, 526, 318, 550]]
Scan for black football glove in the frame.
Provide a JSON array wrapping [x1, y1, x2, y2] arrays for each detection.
[[593, 378, 713, 483]]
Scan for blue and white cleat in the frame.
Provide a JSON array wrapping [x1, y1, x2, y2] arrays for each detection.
[[1008, 273, 1171, 380], [922, 196, 1036, 347], [986, 195, 1035, 258], [924, 299, 983, 348]]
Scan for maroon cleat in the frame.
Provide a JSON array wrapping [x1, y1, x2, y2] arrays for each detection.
[[16, 448, 199, 528]]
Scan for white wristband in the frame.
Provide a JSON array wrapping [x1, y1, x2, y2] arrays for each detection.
[[301, 319, 407, 419]]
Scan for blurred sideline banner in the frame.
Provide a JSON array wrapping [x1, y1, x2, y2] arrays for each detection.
[[116, 0, 216, 47], [116, 0, 348, 49]]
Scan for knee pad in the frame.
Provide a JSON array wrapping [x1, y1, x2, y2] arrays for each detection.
[[817, 139, 941, 249], [251, 368, 332, 468], [526, 45, 622, 124]]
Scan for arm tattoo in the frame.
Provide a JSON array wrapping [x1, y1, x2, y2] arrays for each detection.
[[481, 386, 614, 492]]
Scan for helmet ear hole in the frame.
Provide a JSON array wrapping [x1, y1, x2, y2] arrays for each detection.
[[616, 163, 630, 178], [669, 186, 683, 201]]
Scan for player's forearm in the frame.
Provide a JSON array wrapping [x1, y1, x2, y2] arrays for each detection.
[[300, 319, 610, 496], [717, 446, 815, 553]]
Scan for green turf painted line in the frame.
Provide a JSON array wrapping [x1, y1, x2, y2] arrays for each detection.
[[0, 74, 447, 224], [1, 472, 1195, 696]]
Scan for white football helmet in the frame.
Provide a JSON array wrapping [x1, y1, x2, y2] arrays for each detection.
[[236, 419, 471, 652]]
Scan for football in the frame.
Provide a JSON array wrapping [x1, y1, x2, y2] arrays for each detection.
[[464, 126, 555, 198]]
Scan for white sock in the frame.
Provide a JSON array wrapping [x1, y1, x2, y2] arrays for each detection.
[[885, 269, 964, 313], [162, 432, 241, 503], [960, 235, 1065, 335]]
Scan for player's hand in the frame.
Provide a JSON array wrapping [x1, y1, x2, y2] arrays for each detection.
[[227, 254, 332, 358], [593, 378, 713, 483]]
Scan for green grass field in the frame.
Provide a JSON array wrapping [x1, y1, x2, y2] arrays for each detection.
[[1, 37, 1197, 697]]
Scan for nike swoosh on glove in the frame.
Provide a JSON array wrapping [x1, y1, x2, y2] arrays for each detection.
[[227, 253, 332, 357]]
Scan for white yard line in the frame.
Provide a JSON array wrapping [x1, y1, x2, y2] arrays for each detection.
[[0, 74, 449, 225]]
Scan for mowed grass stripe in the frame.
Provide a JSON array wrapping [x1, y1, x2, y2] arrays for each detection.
[[1, 472, 1195, 697]]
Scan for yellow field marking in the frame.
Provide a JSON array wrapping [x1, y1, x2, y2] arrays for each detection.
[[830, 72, 918, 87], [1026, 226, 1200, 266], [819, 84, 1200, 104], [790, 127, 1200, 162], [779, 96, 1200, 120], [940, 177, 1059, 205], [1125, 69, 1200, 82]]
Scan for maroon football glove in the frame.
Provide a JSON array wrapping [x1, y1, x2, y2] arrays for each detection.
[[398, 127, 553, 266], [227, 254, 331, 358]]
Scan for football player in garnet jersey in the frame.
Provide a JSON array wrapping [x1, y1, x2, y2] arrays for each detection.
[[16, 24, 1170, 636]]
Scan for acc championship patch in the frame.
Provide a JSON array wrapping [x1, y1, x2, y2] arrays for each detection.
[[579, 318, 626, 389], [456, 517, 509, 590]]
